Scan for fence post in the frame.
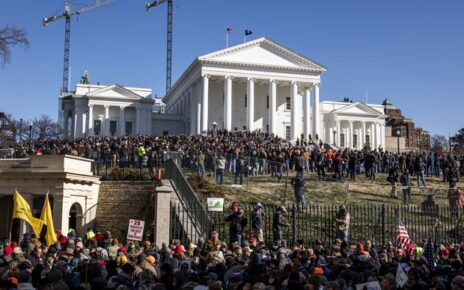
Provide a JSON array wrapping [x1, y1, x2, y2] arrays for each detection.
[[381, 204, 386, 246], [292, 204, 296, 244], [154, 180, 174, 246]]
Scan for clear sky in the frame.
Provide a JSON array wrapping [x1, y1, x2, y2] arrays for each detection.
[[1, 0, 463, 136]]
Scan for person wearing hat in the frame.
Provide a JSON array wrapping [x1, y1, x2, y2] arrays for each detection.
[[215, 153, 226, 184], [252, 203, 264, 243], [225, 202, 247, 247], [291, 163, 307, 208], [272, 205, 290, 244]]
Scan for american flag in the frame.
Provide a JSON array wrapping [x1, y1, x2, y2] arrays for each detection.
[[397, 217, 410, 250], [226, 27, 233, 33], [422, 238, 436, 270]]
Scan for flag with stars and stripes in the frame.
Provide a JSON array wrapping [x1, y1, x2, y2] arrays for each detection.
[[422, 238, 436, 270], [397, 217, 410, 250]]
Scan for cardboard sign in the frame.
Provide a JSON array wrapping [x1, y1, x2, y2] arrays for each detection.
[[396, 263, 409, 288], [355, 281, 381, 290], [207, 198, 224, 212], [127, 219, 145, 241]]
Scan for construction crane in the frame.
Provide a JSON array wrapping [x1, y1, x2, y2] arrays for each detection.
[[43, 0, 117, 93], [146, 0, 173, 94]]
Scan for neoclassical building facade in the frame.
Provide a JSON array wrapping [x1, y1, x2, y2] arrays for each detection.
[[63, 37, 387, 149]]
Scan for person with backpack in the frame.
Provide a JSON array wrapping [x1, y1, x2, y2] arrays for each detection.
[[234, 152, 246, 185], [252, 203, 264, 243], [388, 164, 399, 199], [291, 164, 306, 208], [272, 205, 290, 244], [315, 149, 326, 181]]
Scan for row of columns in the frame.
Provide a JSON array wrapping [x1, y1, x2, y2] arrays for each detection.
[[185, 75, 320, 139], [332, 120, 385, 149]]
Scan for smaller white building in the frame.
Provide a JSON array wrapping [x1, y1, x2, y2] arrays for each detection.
[[320, 101, 386, 150], [61, 83, 155, 138]]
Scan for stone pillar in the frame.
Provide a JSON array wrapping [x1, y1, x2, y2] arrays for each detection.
[[336, 119, 341, 147], [73, 110, 78, 138], [376, 122, 381, 150], [119, 106, 125, 136], [362, 122, 366, 148], [196, 81, 202, 135], [269, 80, 277, 135], [380, 123, 385, 149], [371, 123, 376, 149], [201, 75, 209, 134], [349, 121, 354, 149], [154, 180, 173, 246], [53, 195, 67, 235], [224, 76, 233, 131], [190, 87, 196, 135], [88, 105, 94, 136], [312, 83, 320, 139], [246, 78, 255, 132], [304, 88, 311, 140], [63, 114, 69, 138], [104, 105, 110, 136], [290, 81, 298, 141], [81, 112, 86, 137], [135, 106, 141, 134]]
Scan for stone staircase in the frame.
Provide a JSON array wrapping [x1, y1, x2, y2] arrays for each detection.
[[94, 181, 156, 239]]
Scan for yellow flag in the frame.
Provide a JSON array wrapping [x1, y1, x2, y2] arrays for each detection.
[[12, 190, 44, 238], [40, 193, 57, 246]]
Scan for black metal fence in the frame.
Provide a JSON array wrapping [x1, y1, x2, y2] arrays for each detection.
[[170, 202, 464, 246]]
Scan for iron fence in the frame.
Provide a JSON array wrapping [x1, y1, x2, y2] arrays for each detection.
[[170, 202, 464, 246]]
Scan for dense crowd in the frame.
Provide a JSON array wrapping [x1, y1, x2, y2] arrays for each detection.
[[2, 225, 464, 290]]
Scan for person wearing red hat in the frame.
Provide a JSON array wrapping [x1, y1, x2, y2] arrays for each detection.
[[225, 202, 247, 247]]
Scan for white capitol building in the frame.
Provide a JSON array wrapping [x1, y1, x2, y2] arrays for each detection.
[[62, 37, 386, 150]]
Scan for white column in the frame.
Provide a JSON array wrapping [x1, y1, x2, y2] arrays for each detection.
[[88, 105, 93, 136], [81, 112, 86, 136], [246, 78, 255, 132], [376, 122, 381, 150], [201, 75, 209, 133], [291, 81, 298, 140], [312, 83, 320, 139], [104, 105, 110, 136], [224, 76, 233, 131], [336, 119, 341, 147], [362, 121, 366, 148], [196, 81, 202, 135], [349, 121, 354, 149], [190, 87, 196, 135], [371, 123, 376, 149], [119, 106, 125, 136], [269, 80, 277, 135], [135, 106, 141, 134], [304, 88, 311, 140], [73, 110, 79, 138], [380, 123, 385, 149]]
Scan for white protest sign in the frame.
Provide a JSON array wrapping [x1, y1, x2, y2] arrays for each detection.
[[396, 263, 409, 288], [207, 198, 224, 212], [355, 281, 381, 290], [127, 219, 145, 241]]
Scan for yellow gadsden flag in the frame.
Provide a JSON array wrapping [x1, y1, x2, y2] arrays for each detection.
[[12, 190, 44, 238], [40, 193, 57, 246]]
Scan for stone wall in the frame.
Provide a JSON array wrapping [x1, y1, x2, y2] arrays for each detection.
[[94, 181, 156, 240]]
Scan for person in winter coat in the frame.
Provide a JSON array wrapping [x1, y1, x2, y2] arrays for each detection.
[[224, 202, 247, 247], [400, 170, 412, 205], [388, 164, 399, 199], [272, 206, 290, 244], [252, 203, 264, 243], [291, 164, 306, 208]]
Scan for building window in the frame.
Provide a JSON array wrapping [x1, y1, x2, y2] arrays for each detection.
[[110, 121, 117, 136], [245, 94, 247, 108], [266, 95, 269, 109], [353, 134, 357, 148], [94, 120, 101, 136], [340, 133, 345, 148], [125, 122, 133, 135], [286, 97, 291, 110], [285, 126, 291, 140]]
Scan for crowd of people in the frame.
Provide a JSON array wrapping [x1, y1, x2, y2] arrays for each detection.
[[2, 225, 464, 290]]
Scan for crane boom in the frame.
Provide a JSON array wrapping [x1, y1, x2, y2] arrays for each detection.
[[146, 0, 173, 94], [43, 0, 117, 92]]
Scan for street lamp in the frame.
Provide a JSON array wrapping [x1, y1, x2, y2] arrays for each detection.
[[29, 121, 33, 153], [396, 129, 401, 154], [212, 121, 217, 135], [19, 118, 23, 144]]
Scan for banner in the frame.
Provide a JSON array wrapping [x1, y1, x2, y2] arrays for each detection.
[[207, 198, 224, 212], [12, 190, 44, 237], [127, 219, 145, 241], [396, 263, 409, 288]]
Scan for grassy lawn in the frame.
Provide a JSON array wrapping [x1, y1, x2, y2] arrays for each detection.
[[185, 169, 458, 207]]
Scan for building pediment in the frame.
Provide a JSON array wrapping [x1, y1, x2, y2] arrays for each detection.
[[85, 84, 144, 100], [198, 37, 326, 73], [332, 102, 384, 116]]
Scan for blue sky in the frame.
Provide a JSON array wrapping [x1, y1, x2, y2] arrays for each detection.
[[1, 0, 463, 136]]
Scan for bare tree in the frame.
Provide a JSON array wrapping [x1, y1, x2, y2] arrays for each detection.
[[0, 25, 30, 66], [32, 115, 63, 141], [431, 134, 448, 154]]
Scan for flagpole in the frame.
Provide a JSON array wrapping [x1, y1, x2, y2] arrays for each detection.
[[226, 31, 229, 48], [244, 35, 246, 43], [9, 192, 15, 242]]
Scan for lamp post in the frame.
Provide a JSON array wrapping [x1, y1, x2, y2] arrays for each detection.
[[28, 121, 33, 153], [212, 121, 217, 136], [19, 118, 23, 144], [396, 129, 401, 154]]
